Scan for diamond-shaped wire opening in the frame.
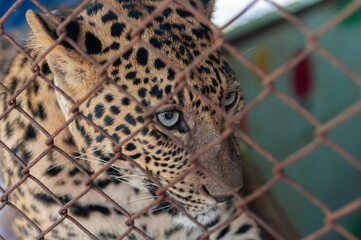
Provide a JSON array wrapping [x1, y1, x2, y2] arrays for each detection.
[[284, 146, 361, 209], [0, 199, 43, 237]]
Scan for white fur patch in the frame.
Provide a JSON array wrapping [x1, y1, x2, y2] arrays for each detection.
[[172, 207, 219, 229], [54, 76, 71, 122]]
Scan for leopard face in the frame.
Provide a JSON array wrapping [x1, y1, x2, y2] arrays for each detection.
[[26, 0, 244, 219]]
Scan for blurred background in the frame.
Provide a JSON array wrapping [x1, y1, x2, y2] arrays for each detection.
[[224, 0, 361, 238], [1, 0, 360, 239]]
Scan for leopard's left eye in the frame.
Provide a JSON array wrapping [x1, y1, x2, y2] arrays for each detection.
[[156, 111, 180, 128], [224, 92, 237, 110]]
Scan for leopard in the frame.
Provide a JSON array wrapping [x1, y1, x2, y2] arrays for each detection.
[[0, 0, 264, 239]]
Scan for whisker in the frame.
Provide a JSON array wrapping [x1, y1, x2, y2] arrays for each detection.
[[73, 152, 167, 186], [242, 45, 256, 55], [149, 205, 173, 214], [126, 196, 157, 204], [78, 154, 144, 174], [112, 177, 148, 191], [73, 155, 140, 174], [47, 160, 71, 170]]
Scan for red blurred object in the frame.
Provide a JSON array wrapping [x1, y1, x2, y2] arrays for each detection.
[[292, 54, 312, 101]]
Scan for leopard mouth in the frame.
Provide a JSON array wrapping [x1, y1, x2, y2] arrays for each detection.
[[148, 191, 220, 229], [150, 200, 220, 229], [150, 200, 179, 216], [144, 180, 221, 220]]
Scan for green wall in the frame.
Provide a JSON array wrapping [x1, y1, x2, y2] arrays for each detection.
[[227, 0, 361, 237]]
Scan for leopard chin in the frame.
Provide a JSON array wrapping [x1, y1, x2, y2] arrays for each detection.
[[172, 206, 220, 229]]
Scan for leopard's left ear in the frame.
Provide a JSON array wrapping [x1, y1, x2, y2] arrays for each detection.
[[188, 0, 215, 19]]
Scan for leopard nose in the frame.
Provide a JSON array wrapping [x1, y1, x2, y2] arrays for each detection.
[[202, 185, 234, 203]]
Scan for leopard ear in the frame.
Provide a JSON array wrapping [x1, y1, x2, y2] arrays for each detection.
[[188, 0, 215, 18], [26, 10, 98, 99]]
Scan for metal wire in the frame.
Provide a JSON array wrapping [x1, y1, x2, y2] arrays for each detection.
[[0, 0, 360, 239]]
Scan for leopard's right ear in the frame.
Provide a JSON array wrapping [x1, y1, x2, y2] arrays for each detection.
[[26, 10, 98, 98], [26, 10, 59, 48], [26, 10, 82, 52]]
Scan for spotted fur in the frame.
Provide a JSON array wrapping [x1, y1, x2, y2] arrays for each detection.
[[0, 0, 263, 239]]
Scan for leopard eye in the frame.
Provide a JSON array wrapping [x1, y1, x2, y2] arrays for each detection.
[[224, 92, 237, 110], [157, 111, 180, 128]]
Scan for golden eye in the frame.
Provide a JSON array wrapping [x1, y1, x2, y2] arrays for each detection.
[[157, 111, 180, 127], [224, 92, 237, 109]]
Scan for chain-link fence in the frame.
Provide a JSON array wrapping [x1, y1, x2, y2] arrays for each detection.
[[0, 0, 360, 239]]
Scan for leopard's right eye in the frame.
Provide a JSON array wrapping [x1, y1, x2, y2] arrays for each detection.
[[224, 92, 237, 111], [156, 111, 180, 128]]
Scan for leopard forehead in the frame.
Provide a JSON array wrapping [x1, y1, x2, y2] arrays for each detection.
[[43, 0, 239, 102], [66, 5, 238, 132]]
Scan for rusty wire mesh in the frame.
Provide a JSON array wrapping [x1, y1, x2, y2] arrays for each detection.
[[0, 0, 360, 239]]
